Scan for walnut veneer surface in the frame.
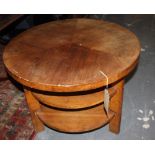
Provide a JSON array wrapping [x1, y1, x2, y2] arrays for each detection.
[[3, 18, 140, 92]]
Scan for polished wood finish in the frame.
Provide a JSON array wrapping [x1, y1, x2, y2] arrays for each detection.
[[3, 18, 140, 92], [3, 18, 141, 134], [109, 79, 124, 134], [37, 103, 114, 133], [24, 89, 44, 132], [32, 86, 116, 109]]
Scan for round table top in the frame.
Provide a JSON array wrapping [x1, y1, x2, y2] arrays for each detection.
[[3, 18, 141, 92]]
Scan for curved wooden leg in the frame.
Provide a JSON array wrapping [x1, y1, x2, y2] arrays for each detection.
[[24, 89, 44, 132], [109, 79, 124, 134]]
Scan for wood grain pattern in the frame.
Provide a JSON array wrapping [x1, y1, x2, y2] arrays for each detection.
[[32, 86, 116, 109], [37, 103, 114, 133], [109, 79, 124, 133], [3, 18, 141, 134], [3, 18, 141, 92], [24, 89, 44, 132]]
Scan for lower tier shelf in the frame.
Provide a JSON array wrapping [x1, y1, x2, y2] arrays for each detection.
[[36, 104, 114, 133]]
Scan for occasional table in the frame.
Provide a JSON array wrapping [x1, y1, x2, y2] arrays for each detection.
[[3, 18, 141, 134]]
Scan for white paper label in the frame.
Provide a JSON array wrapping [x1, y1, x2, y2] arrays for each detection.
[[104, 89, 110, 113]]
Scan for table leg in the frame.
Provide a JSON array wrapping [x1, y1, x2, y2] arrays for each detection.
[[24, 89, 44, 132], [109, 79, 124, 134]]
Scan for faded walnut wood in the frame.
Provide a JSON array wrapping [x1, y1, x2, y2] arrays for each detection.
[[24, 89, 44, 132], [3, 18, 140, 92], [109, 79, 124, 133], [3, 18, 141, 134]]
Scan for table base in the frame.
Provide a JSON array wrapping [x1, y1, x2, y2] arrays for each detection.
[[24, 80, 124, 134]]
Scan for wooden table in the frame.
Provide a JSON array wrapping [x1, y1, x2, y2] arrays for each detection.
[[3, 18, 141, 134]]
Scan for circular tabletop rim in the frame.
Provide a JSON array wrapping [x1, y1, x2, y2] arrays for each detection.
[[3, 18, 141, 92]]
